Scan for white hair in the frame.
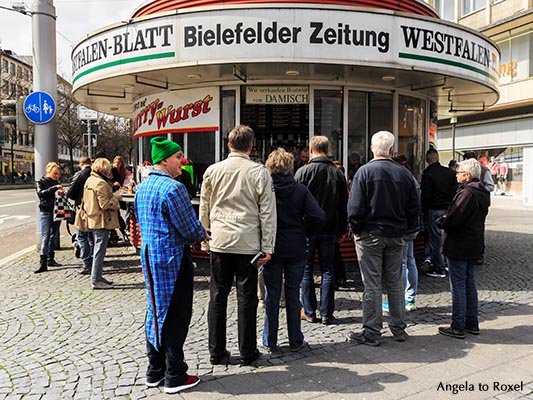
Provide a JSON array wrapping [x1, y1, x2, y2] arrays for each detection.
[[371, 131, 395, 157], [457, 158, 481, 179]]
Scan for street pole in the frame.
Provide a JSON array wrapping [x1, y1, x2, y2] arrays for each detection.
[[87, 121, 92, 160], [450, 116, 457, 160], [32, 0, 57, 248]]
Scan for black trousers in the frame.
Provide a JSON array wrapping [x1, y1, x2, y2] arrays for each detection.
[[146, 247, 193, 386], [208, 252, 258, 359]]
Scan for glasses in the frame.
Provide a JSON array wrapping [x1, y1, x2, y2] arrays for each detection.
[[456, 170, 466, 174]]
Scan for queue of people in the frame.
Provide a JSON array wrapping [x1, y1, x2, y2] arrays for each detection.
[[37, 125, 492, 394]]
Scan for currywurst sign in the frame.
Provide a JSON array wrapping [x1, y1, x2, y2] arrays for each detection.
[[132, 87, 220, 138], [72, 8, 499, 89]]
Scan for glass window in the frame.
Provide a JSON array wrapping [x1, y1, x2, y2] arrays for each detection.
[[398, 95, 426, 180], [497, 31, 532, 83], [462, 0, 485, 16], [314, 89, 343, 163], [347, 91, 367, 182], [512, 34, 530, 81], [221, 90, 236, 160], [435, 0, 455, 21], [368, 93, 393, 161], [1, 60, 8, 73], [141, 134, 166, 165], [186, 131, 216, 186]]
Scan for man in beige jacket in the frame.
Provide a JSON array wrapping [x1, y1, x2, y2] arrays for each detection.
[[200, 125, 276, 367]]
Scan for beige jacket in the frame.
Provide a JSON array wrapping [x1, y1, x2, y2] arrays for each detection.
[[199, 151, 277, 254], [83, 172, 120, 230]]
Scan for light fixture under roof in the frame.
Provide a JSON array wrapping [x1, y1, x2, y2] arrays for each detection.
[[382, 75, 395, 82], [187, 74, 202, 79], [109, 106, 119, 111], [442, 86, 455, 92], [286, 70, 300, 76]]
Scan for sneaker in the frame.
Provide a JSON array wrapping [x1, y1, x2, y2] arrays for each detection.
[[405, 301, 416, 311], [322, 316, 338, 325], [79, 268, 90, 275], [92, 281, 112, 290], [382, 302, 389, 312], [145, 376, 165, 388], [210, 350, 231, 365], [290, 341, 309, 352], [164, 375, 200, 394], [392, 331, 407, 342], [426, 270, 446, 278], [347, 331, 380, 347], [464, 326, 480, 335], [438, 326, 465, 339], [300, 309, 322, 323], [263, 346, 283, 358], [420, 260, 433, 273]]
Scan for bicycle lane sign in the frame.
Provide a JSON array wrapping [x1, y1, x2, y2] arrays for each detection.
[[23, 91, 56, 124]]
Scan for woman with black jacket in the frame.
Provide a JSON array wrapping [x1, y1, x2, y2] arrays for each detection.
[[437, 158, 490, 339], [35, 162, 64, 273]]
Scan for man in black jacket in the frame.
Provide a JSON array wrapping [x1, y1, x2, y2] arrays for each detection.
[[66, 157, 94, 275], [295, 136, 348, 325], [421, 148, 457, 278], [347, 131, 420, 346]]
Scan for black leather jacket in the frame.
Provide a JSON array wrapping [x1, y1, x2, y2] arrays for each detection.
[[36, 176, 59, 212]]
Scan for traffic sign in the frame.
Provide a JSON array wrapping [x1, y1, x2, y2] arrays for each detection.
[[23, 91, 56, 124], [78, 106, 98, 120]]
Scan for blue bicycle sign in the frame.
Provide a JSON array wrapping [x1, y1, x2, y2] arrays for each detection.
[[24, 91, 56, 124]]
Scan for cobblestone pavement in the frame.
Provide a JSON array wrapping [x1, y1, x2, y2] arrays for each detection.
[[1, 197, 533, 399]]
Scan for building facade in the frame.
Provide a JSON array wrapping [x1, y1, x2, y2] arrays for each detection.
[[429, 0, 533, 204]]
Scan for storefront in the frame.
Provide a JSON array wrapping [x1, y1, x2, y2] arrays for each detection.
[[72, 0, 500, 185]]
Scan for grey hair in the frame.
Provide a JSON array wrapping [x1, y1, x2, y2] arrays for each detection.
[[457, 158, 481, 179], [371, 131, 395, 157]]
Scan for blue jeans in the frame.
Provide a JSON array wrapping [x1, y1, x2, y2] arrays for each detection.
[[448, 257, 478, 331], [301, 234, 336, 319], [39, 212, 60, 256], [355, 233, 406, 339], [401, 240, 418, 303], [78, 230, 94, 270], [262, 256, 306, 350], [428, 209, 447, 274], [91, 229, 109, 284]]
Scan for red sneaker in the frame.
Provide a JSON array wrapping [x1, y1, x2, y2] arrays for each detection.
[[164, 375, 200, 394]]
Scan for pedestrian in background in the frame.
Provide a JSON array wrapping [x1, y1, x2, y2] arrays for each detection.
[[200, 125, 276, 367], [421, 148, 457, 278], [83, 158, 121, 289], [262, 148, 326, 354], [347, 131, 420, 346], [135, 137, 207, 394], [437, 158, 490, 339], [66, 157, 94, 275], [295, 136, 348, 325], [35, 162, 64, 273]]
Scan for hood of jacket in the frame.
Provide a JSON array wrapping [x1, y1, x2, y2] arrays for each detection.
[[461, 179, 491, 210], [272, 174, 297, 199]]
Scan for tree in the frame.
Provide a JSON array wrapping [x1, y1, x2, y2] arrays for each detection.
[[94, 115, 134, 164], [56, 89, 83, 173]]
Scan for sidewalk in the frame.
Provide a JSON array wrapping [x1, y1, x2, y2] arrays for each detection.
[[1, 205, 533, 399]]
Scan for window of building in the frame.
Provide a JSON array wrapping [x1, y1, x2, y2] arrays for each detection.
[[398, 95, 426, 180], [314, 89, 343, 163], [1, 60, 8, 73], [9, 63, 15, 75], [497, 29, 532, 84], [435, 0, 455, 21], [462, 0, 486, 16], [347, 91, 367, 181]]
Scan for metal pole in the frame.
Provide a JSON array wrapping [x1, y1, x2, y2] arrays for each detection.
[[87, 121, 92, 160], [450, 116, 457, 160], [32, 0, 57, 248]]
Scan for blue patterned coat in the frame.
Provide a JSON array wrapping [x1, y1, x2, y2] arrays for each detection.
[[134, 169, 206, 349]]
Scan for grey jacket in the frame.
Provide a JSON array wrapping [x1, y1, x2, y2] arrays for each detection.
[[199, 151, 277, 254]]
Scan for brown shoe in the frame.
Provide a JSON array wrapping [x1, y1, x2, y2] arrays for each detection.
[[300, 309, 322, 323]]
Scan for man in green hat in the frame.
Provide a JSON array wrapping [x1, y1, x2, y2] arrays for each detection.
[[135, 136, 208, 394]]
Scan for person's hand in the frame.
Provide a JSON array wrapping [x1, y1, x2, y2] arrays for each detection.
[[114, 191, 122, 200], [258, 253, 271, 267], [204, 231, 212, 242], [113, 181, 121, 187]]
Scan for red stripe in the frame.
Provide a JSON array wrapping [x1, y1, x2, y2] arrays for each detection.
[[133, 126, 219, 138], [133, 0, 438, 18]]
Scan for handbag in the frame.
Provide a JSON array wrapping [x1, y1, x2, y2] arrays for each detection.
[[54, 192, 74, 222], [74, 200, 90, 232]]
